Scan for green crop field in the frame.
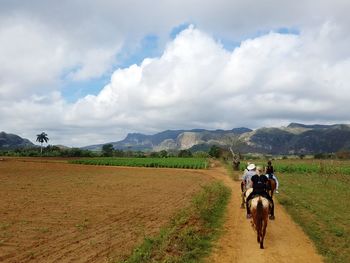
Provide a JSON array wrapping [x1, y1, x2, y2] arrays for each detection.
[[274, 161, 350, 175], [241, 159, 350, 175], [70, 157, 208, 169]]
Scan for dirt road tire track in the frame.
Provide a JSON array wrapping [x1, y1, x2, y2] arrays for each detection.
[[207, 164, 324, 263]]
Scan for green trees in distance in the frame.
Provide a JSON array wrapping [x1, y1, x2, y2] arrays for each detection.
[[159, 150, 168, 158], [178, 149, 193, 157], [208, 145, 221, 158], [36, 132, 49, 156], [102, 144, 114, 157]]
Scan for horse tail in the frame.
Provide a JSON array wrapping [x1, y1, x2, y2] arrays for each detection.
[[256, 197, 263, 236]]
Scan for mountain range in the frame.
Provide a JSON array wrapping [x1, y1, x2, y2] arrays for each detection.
[[83, 123, 350, 154], [1, 123, 350, 154]]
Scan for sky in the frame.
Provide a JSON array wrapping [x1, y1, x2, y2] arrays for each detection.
[[1, 0, 350, 147]]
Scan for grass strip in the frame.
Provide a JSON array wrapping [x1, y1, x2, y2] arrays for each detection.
[[277, 172, 350, 263], [119, 181, 231, 263]]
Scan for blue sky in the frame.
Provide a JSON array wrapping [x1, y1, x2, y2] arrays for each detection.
[[62, 31, 169, 102], [0, 0, 349, 147]]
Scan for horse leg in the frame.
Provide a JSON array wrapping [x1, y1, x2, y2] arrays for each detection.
[[271, 180, 276, 199], [240, 191, 245, 208], [259, 222, 264, 249], [256, 198, 263, 245], [260, 217, 268, 249]]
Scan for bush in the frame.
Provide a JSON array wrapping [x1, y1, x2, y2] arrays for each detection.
[[208, 145, 221, 158], [102, 144, 114, 157], [178, 149, 193, 158]]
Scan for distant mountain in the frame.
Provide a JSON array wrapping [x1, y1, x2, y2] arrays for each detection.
[[83, 123, 350, 154], [0, 132, 35, 150], [287, 123, 338, 129]]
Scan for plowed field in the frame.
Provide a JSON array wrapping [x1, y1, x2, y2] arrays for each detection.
[[0, 158, 214, 262]]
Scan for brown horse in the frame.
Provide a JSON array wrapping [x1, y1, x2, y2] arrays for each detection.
[[267, 178, 276, 199], [250, 196, 269, 249]]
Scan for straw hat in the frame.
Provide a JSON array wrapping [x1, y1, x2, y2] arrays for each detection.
[[247, 163, 256, 170]]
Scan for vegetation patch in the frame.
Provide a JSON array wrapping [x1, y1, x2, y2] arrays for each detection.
[[273, 160, 350, 175], [277, 168, 350, 263], [70, 157, 208, 169], [119, 181, 231, 263]]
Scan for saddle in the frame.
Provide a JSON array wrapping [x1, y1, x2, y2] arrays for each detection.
[[248, 193, 273, 210]]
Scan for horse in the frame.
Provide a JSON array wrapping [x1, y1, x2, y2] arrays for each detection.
[[249, 196, 270, 249], [266, 178, 276, 199]]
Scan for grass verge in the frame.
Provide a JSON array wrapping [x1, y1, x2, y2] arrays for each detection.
[[277, 172, 350, 263], [119, 181, 231, 263]]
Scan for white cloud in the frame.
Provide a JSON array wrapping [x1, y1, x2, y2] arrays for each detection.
[[2, 1, 350, 100], [0, 14, 122, 101], [0, 19, 65, 99], [1, 1, 350, 146], [63, 24, 350, 146]]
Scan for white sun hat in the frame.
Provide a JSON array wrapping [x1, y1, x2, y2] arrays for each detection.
[[247, 163, 256, 170]]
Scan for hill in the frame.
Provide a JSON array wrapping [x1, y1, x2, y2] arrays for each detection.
[[0, 132, 35, 150], [83, 127, 251, 152], [83, 123, 350, 154]]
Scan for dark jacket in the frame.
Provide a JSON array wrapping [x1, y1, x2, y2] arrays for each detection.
[[251, 174, 268, 194], [266, 165, 274, 174]]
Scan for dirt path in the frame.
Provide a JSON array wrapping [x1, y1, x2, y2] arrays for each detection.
[[207, 164, 324, 263]]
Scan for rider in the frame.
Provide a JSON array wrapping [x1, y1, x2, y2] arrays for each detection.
[[246, 166, 275, 220], [242, 163, 256, 191], [265, 160, 279, 194]]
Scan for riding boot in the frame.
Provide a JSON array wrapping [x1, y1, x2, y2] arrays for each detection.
[[270, 205, 274, 216], [246, 205, 251, 215]]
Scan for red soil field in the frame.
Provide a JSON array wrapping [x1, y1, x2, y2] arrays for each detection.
[[0, 158, 214, 262]]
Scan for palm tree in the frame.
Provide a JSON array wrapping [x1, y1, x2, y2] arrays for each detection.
[[36, 132, 49, 156]]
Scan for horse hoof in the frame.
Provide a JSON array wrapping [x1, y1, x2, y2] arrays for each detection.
[[269, 215, 275, 220]]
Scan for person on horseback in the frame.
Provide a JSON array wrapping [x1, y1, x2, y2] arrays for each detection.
[[241, 163, 255, 192], [265, 160, 279, 193], [246, 166, 275, 220]]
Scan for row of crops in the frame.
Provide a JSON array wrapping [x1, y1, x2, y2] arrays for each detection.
[[242, 161, 350, 175], [274, 163, 350, 175], [69, 157, 208, 169]]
